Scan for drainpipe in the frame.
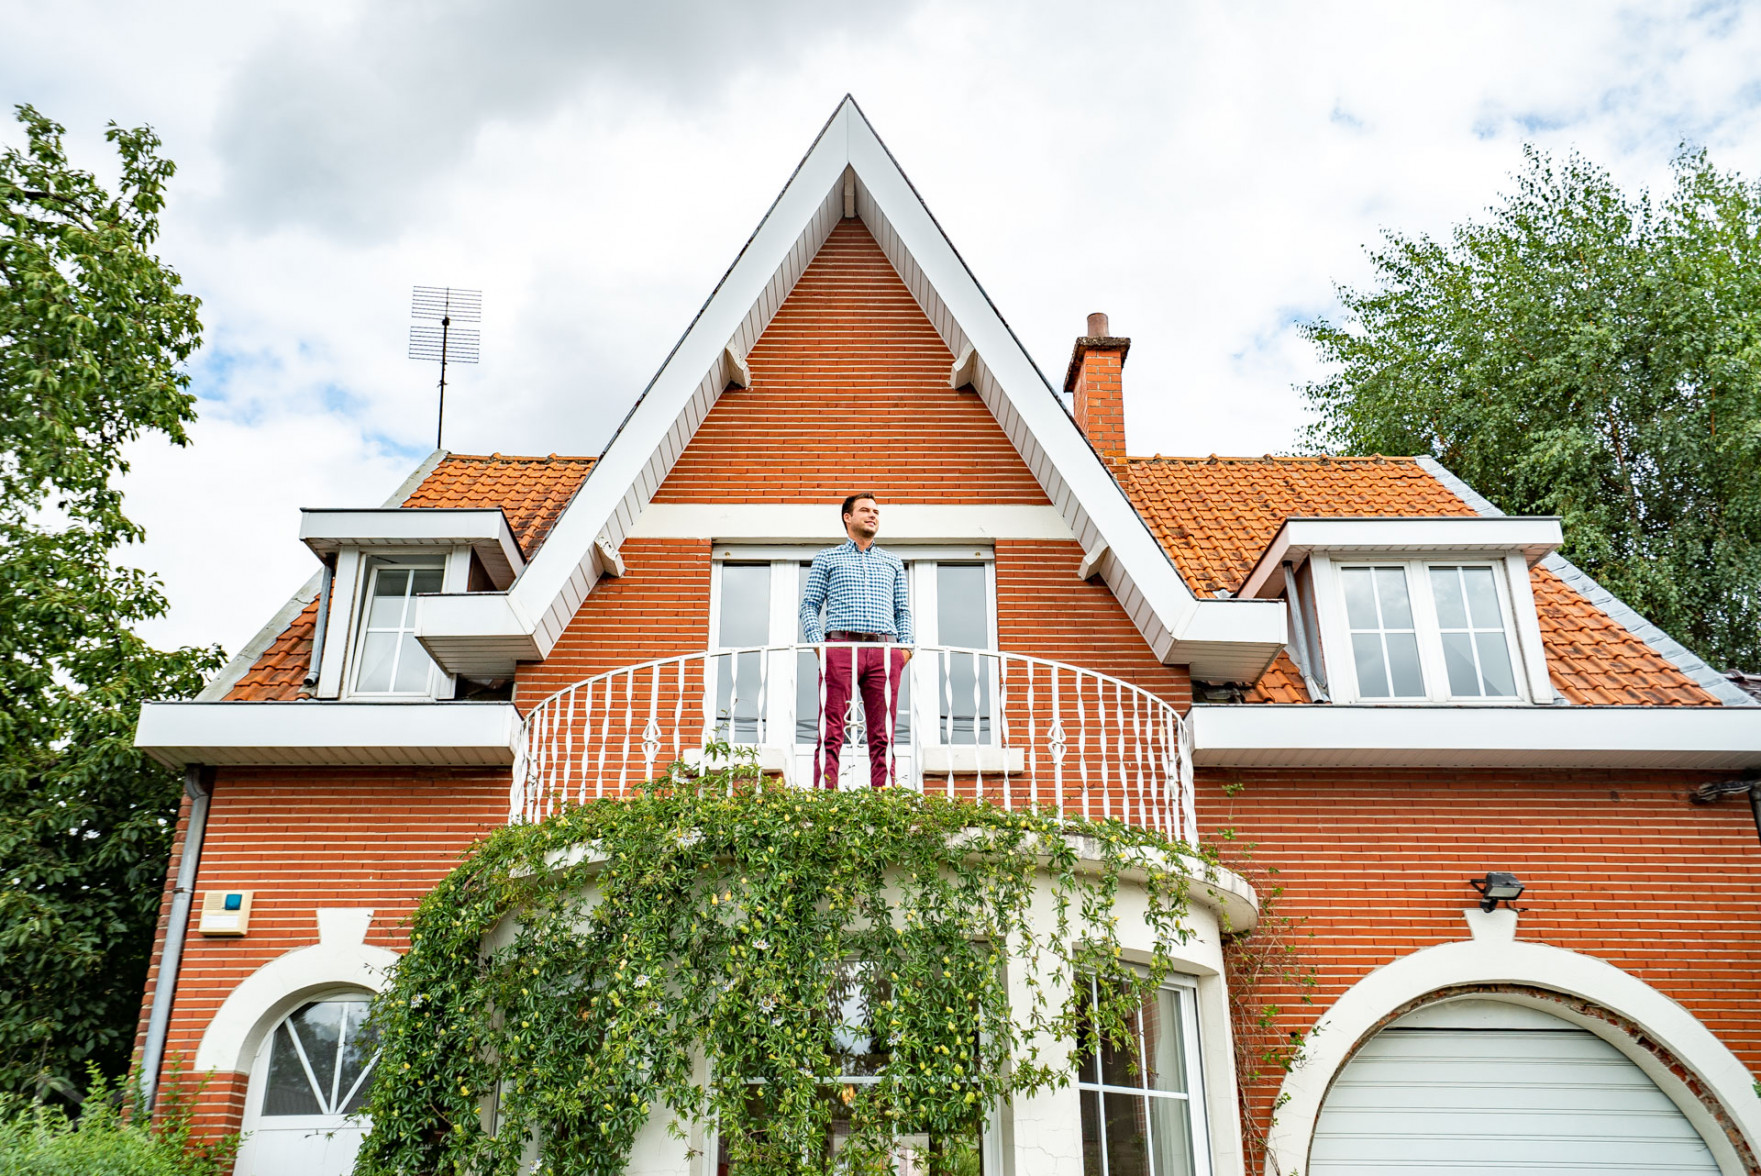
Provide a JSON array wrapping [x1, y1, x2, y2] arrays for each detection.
[[140, 766, 212, 1112], [303, 557, 334, 691]]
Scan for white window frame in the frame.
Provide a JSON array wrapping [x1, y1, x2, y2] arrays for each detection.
[[1076, 972, 1212, 1176], [321, 546, 471, 701], [1308, 552, 1550, 705], [707, 548, 998, 776], [237, 989, 380, 1158]]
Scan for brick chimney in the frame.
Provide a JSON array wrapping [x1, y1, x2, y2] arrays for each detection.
[[1064, 311, 1130, 467]]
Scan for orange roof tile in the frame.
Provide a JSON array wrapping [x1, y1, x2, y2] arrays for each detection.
[[1124, 456, 1474, 598], [224, 453, 594, 701], [400, 452, 595, 553], [1123, 455, 1716, 706]]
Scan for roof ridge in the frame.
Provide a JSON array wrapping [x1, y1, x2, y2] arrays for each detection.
[[436, 452, 598, 464], [1126, 453, 1417, 465]]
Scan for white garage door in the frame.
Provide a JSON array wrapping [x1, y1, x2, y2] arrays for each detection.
[[1311, 998, 1720, 1174]]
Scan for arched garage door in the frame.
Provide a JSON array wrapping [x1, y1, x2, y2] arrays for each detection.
[[1311, 998, 1719, 1173]]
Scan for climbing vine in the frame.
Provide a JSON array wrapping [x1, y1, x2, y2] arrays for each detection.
[[355, 756, 1209, 1176]]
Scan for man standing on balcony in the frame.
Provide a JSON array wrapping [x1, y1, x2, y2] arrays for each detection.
[[800, 492, 913, 789]]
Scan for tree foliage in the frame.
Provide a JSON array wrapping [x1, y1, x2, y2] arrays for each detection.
[[356, 766, 1204, 1176], [0, 105, 221, 1102], [1302, 147, 1761, 672]]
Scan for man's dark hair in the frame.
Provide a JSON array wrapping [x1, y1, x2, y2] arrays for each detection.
[[841, 492, 879, 523]]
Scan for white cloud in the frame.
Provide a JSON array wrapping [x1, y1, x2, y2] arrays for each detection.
[[8, 0, 1761, 655]]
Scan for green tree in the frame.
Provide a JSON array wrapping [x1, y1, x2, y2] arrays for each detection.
[[1302, 147, 1761, 673], [0, 105, 221, 1103]]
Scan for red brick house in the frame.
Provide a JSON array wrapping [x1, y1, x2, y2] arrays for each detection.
[[134, 98, 1761, 1176]]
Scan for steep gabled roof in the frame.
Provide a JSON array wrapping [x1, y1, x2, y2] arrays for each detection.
[[412, 96, 1285, 683]]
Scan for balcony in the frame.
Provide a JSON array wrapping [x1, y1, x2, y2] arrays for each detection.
[[512, 643, 1195, 843]]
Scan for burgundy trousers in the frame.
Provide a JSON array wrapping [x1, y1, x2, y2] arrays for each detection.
[[815, 640, 908, 789]]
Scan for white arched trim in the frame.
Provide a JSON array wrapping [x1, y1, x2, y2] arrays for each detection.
[[194, 911, 398, 1075], [1267, 910, 1761, 1176]]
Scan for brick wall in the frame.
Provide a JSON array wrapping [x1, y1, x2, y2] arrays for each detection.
[[1200, 766, 1761, 1151], [653, 219, 1048, 505], [137, 767, 507, 1138]]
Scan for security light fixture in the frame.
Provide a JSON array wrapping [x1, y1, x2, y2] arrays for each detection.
[[1469, 872, 1525, 912]]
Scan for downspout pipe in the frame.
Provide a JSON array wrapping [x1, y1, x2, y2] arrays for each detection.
[[140, 765, 212, 1112]]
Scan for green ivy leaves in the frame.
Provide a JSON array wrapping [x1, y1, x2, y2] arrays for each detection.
[[355, 763, 1202, 1176]]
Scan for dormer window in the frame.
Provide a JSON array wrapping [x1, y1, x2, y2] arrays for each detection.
[[352, 558, 445, 696], [298, 507, 527, 701], [1240, 517, 1563, 706]]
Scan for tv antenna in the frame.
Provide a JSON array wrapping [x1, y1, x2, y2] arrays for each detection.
[[408, 285, 481, 449]]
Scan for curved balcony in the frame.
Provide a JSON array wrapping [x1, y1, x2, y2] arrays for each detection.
[[512, 643, 1196, 844]]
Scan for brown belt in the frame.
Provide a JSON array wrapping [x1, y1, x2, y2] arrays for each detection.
[[827, 631, 893, 642]]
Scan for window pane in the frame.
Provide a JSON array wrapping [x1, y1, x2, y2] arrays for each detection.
[[1385, 631, 1425, 697], [261, 1022, 323, 1116], [718, 564, 771, 648], [1099, 1005, 1144, 1089], [366, 575, 407, 629], [409, 567, 444, 596], [336, 1003, 377, 1114], [715, 651, 764, 742], [937, 565, 989, 648], [1430, 566, 1468, 629], [393, 634, 432, 694], [1142, 989, 1186, 1095], [1461, 565, 1501, 628], [1072, 979, 1101, 1085], [1351, 633, 1390, 697], [1081, 1090, 1104, 1176], [1475, 631, 1518, 696], [289, 1002, 344, 1098], [1103, 1092, 1152, 1176], [1373, 567, 1414, 628], [1341, 568, 1379, 629], [1147, 1095, 1196, 1176], [355, 632, 397, 694], [1440, 632, 1480, 696]]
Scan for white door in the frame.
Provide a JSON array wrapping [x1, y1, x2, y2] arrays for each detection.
[[235, 996, 379, 1176], [1311, 998, 1720, 1173]]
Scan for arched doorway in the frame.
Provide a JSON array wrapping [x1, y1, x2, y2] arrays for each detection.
[[1310, 998, 1720, 1172], [234, 993, 379, 1176]]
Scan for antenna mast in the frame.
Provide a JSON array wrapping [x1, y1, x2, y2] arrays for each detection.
[[409, 285, 481, 449]]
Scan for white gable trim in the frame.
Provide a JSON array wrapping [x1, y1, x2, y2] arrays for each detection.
[[1416, 456, 1754, 707], [413, 98, 1284, 682]]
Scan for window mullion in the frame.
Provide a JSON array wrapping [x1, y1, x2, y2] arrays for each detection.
[[1408, 560, 1450, 702]]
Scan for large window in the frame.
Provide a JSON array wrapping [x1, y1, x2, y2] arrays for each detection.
[[708, 551, 996, 778], [1076, 976, 1209, 1176], [350, 558, 444, 696], [714, 964, 988, 1175], [1323, 558, 1527, 703]]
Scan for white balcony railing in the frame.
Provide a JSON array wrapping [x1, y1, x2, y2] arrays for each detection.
[[511, 643, 1196, 844]]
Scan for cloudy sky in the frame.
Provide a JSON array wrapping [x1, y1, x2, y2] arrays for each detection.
[[5, 0, 1761, 658]]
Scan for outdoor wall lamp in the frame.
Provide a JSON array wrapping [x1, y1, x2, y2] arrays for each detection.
[[1469, 872, 1525, 912]]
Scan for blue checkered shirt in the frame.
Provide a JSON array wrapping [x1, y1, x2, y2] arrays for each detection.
[[799, 540, 914, 644]]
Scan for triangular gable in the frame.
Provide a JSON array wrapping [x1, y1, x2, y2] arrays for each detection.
[[415, 97, 1284, 682]]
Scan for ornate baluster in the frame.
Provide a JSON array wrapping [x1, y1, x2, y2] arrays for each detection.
[[971, 649, 984, 803], [618, 668, 635, 795], [641, 663, 662, 781], [1076, 669, 1091, 822], [1131, 687, 1148, 832], [580, 680, 596, 804], [941, 646, 955, 798], [1025, 659, 1040, 812], [673, 657, 685, 771], [996, 654, 1010, 811]]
